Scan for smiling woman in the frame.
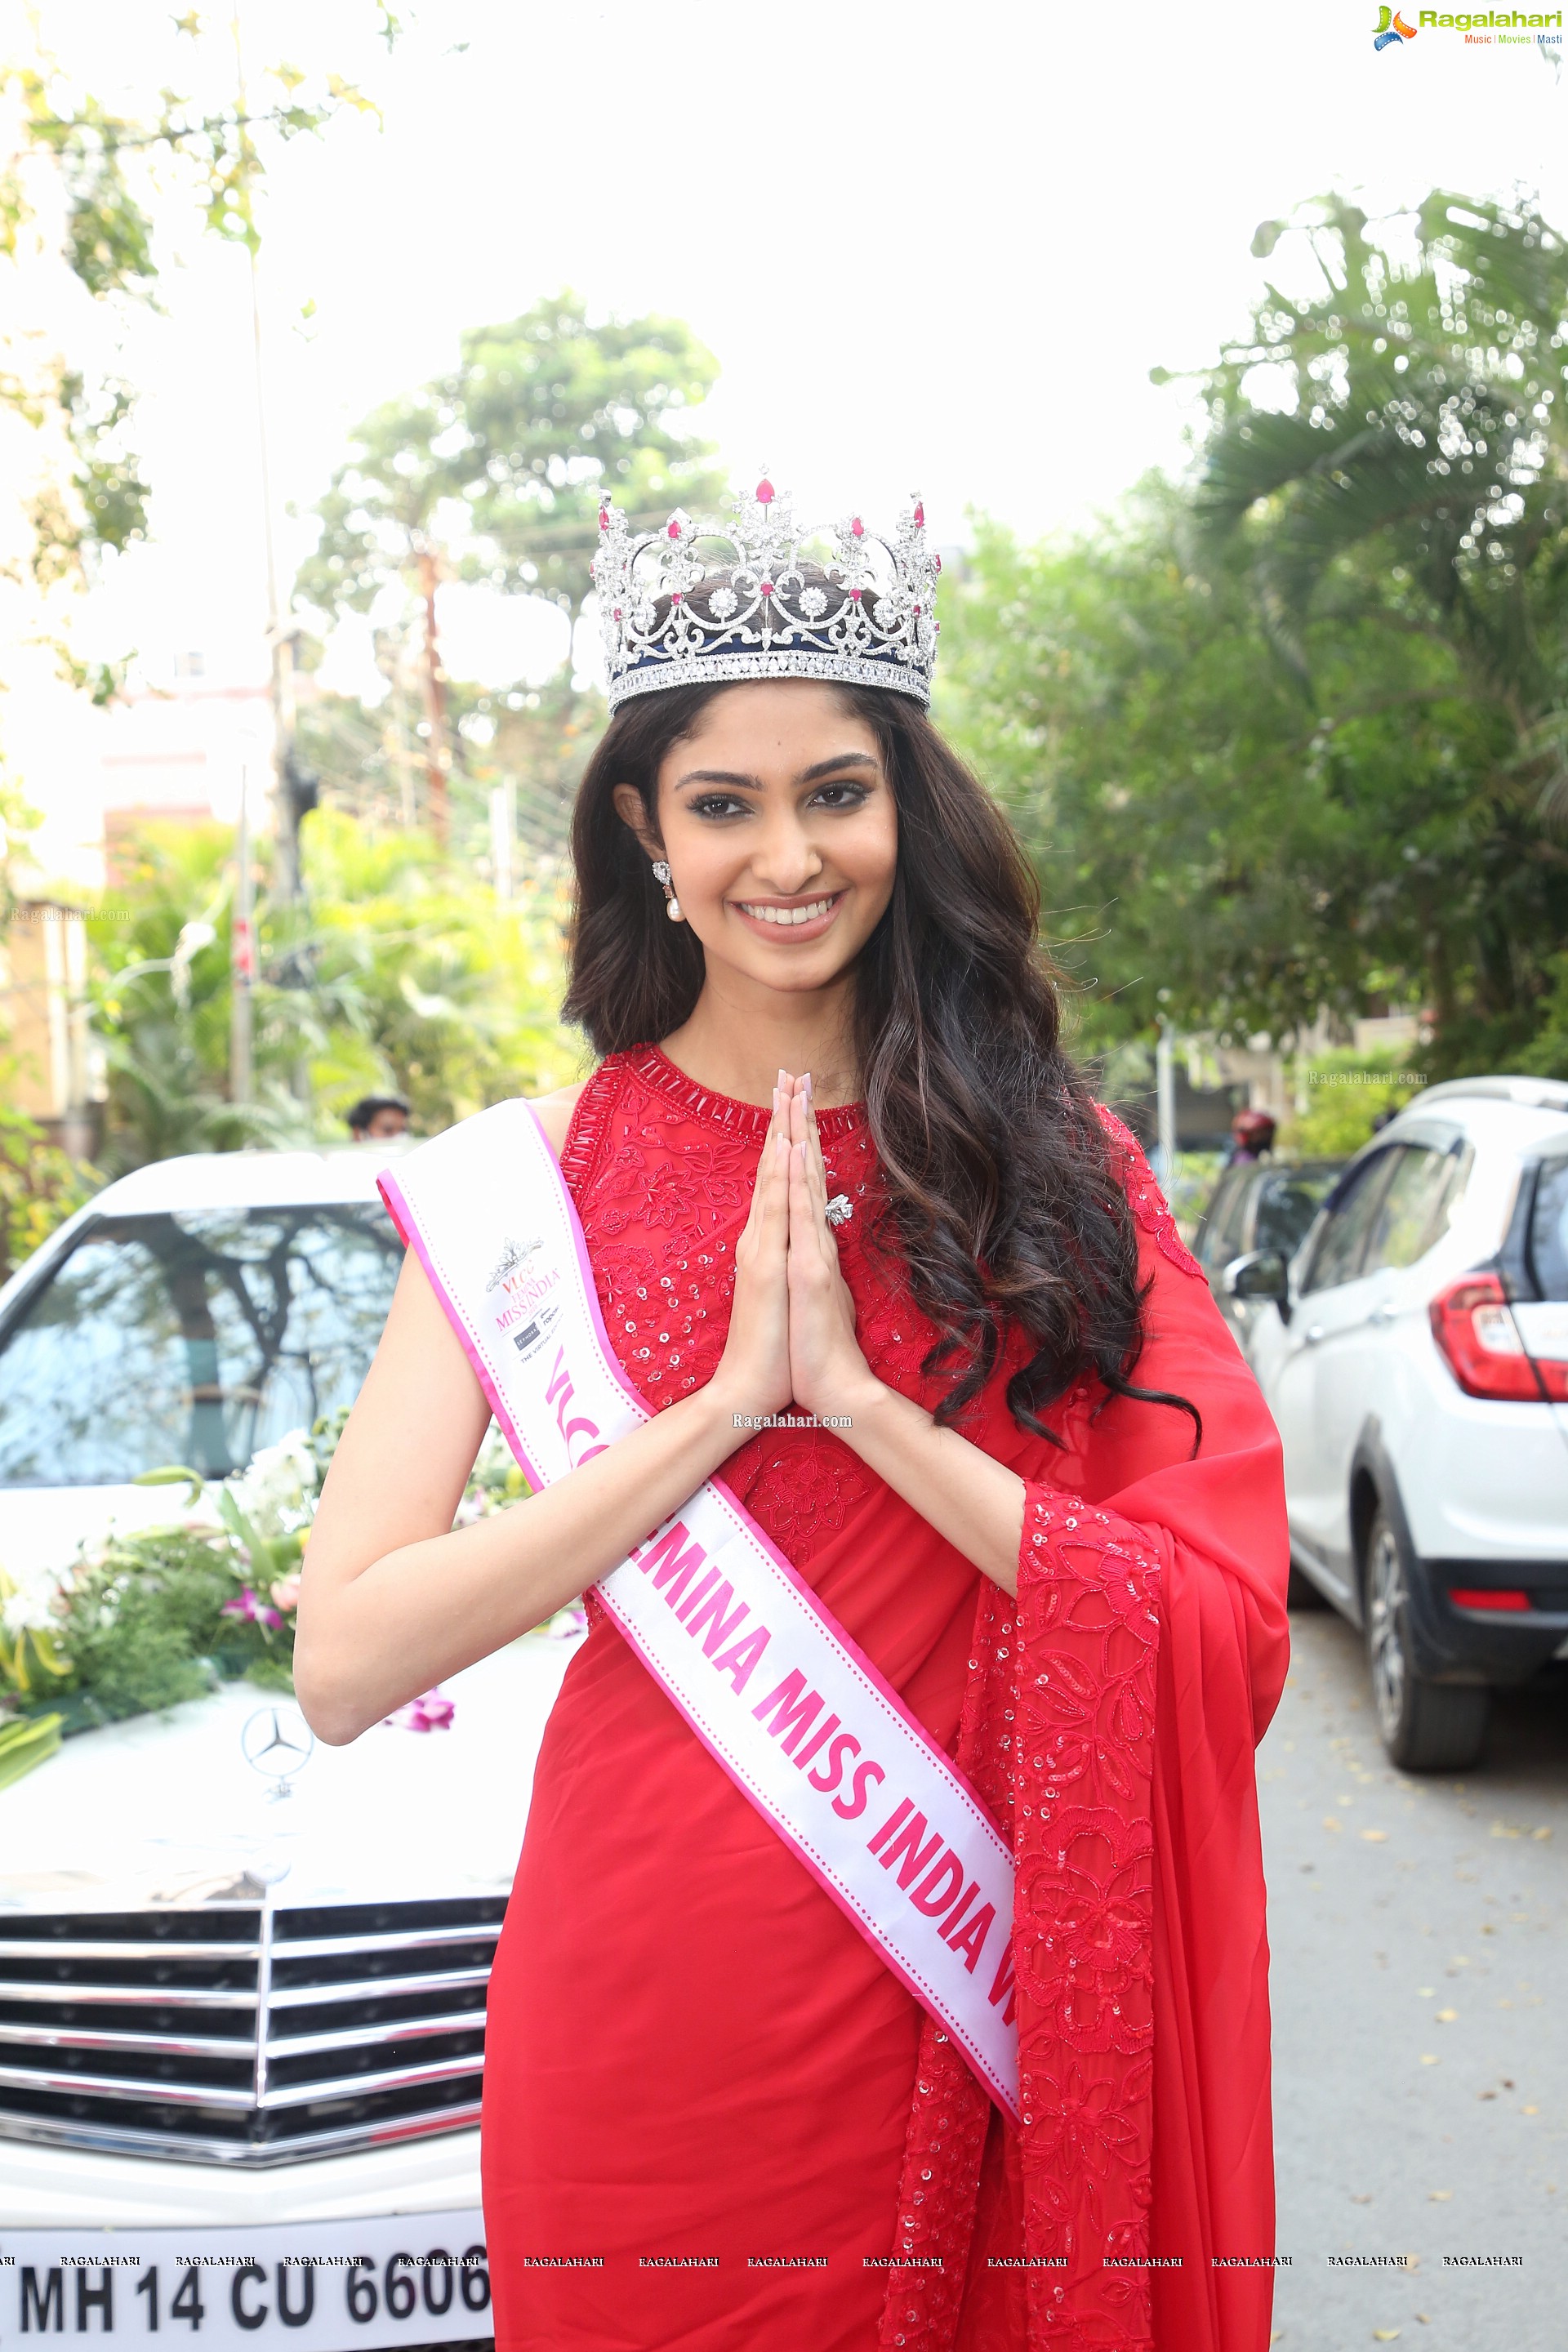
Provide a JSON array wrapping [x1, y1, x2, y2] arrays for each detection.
[[566, 653, 1193, 1443], [605, 679, 898, 1036], [294, 483, 1290, 2352]]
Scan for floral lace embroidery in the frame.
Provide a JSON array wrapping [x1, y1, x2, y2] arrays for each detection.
[[880, 1490, 1161, 2352], [1094, 1104, 1205, 1283], [1013, 1490, 1160, 2351], [880, 1579, 1018, 2349]]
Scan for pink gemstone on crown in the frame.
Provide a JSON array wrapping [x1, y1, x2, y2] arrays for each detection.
[[599, 508, 609, 531], [913, 604, 921, 617], [756, 479, 774, 505], [913, 501, 924, 526], [667, 520, 681, 540], [933, 553, 942, 573], [851, 516, 864, 537], [613, 606, 622, 620], [760, 581, 774, 596], [850, 587, 862, 601], [670, 590, 683, 604]]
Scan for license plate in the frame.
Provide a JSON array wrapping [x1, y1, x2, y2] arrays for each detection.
[[0, 2212, 489, 2350]]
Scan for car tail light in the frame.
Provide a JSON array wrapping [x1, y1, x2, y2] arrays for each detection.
[[1449, 1587, 1531, 1611], [1428, 1272, 1565, 1401]]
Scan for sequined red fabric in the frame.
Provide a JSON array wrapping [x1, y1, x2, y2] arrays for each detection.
[[561, 1042, 955, 1570], [1094, 1106, 1205, 1284]]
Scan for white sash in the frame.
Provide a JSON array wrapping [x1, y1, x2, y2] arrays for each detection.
[[379, 1098, 1019, 2118]]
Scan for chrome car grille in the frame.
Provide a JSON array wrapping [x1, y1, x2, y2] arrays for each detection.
[[0, 1895, 505, 2167]]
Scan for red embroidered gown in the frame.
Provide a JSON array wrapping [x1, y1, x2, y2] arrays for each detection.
[[480, 1045, 1290, 2352]]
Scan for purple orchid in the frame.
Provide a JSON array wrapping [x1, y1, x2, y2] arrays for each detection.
[[382, 1686, 456, 1733], [221, 1588, 281, 1632]]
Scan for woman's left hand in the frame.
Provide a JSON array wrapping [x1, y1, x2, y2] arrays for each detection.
[[784, 1075, 880, 1425]]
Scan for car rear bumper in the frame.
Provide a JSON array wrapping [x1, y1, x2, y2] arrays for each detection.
[[1408, 1558, 1568, 1686], [1400, 1388, 1568, 1561]]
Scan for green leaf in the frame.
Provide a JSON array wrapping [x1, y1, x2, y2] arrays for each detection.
[[0, 1712, 63, 1794], [133, 1464, 207, 1507]]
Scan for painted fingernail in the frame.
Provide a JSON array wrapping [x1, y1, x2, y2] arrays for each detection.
[[804, 1071, 813, 1102]]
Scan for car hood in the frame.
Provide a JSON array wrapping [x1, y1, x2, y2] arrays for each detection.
[[0, 1483, 203, 1583], [0, 1630, 577, 1916]]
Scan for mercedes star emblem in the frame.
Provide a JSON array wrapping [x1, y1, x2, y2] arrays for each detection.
[[241, 1704, 315, 1799]]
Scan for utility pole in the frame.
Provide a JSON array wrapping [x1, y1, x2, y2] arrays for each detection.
[[234, 7, 305, 904], [1154, 1017, 1178, 1186], [231, 761, 255, 1105], [414, 545, 451, 849]]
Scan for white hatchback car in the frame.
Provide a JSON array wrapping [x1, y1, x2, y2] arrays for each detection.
[[0, 1150, 573, 2346], [1228, 1076, 1568, 1771]]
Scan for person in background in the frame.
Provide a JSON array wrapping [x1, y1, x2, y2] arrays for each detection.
[[1227, 1107, 1276, 1165], [346, 1094, 411, 1143]]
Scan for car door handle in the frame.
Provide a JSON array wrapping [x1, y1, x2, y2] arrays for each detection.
[[1303, 1324, 1326, 1346]]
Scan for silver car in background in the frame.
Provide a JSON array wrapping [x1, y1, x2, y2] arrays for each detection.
[[1227, 1078, 1568, 1771]]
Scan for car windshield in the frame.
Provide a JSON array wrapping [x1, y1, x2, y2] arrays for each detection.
[[1253, 1169, 1340, 1259], [0, 1205, 402, 1488]]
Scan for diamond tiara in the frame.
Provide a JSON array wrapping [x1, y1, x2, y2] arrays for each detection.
[[592, 474, 940, 713]]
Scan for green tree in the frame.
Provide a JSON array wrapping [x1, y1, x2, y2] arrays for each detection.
[[2, 13, 388, 587], [1178, 190, 1568, 1070], [292, 292, 723, 843], [0, 1088, 97, 1283], [939, 483, 1483, 1057], [942, 191, 1568, 1081], [89, 825, 309, 1172], [299, 809, 581, 1129], [439, 292, 727, 614], [298, 291, 724, 624], [89, 813, 581, 1168]]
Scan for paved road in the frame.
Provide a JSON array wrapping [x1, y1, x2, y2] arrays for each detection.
[[1259, 1603, 1566, 2350]]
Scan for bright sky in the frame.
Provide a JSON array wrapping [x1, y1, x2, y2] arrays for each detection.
[[32, 0, 1568, 693]]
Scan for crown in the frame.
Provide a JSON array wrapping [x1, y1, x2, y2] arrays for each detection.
[[592, 474, 940, 713]]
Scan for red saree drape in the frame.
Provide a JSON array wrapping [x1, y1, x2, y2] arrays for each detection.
[[479, 1047, 1290, 2352]]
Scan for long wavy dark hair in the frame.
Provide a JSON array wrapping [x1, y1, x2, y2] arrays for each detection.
[[564, 675, 1200, 1452]]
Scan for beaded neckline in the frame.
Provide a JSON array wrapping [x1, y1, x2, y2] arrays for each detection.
[[626, 1041, 867, 1143]]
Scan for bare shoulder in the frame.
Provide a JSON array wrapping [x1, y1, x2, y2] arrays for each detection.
[[529, 1080, 590, 1165]]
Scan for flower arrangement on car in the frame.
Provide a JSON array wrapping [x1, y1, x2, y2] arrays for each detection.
[[0, 1416, 581, 1789]]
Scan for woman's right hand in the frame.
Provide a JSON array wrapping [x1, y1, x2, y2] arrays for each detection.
[[709, 1073, 795, 1423]]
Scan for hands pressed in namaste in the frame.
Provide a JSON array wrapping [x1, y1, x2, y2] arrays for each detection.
[[715, 1068, 877, 1432]]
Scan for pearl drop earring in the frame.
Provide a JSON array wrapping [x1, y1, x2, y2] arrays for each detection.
[[652, 859, 684, 922]]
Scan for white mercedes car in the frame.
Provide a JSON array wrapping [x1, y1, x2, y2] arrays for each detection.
[[1226, 1076, 1568, 1771], [0, 1148, 574, 2346]]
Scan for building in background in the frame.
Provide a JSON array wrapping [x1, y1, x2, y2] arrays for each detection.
[[2, 639, 273, 1149], [94, 644, 272, 876], [0, 903, 100, 1158]]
